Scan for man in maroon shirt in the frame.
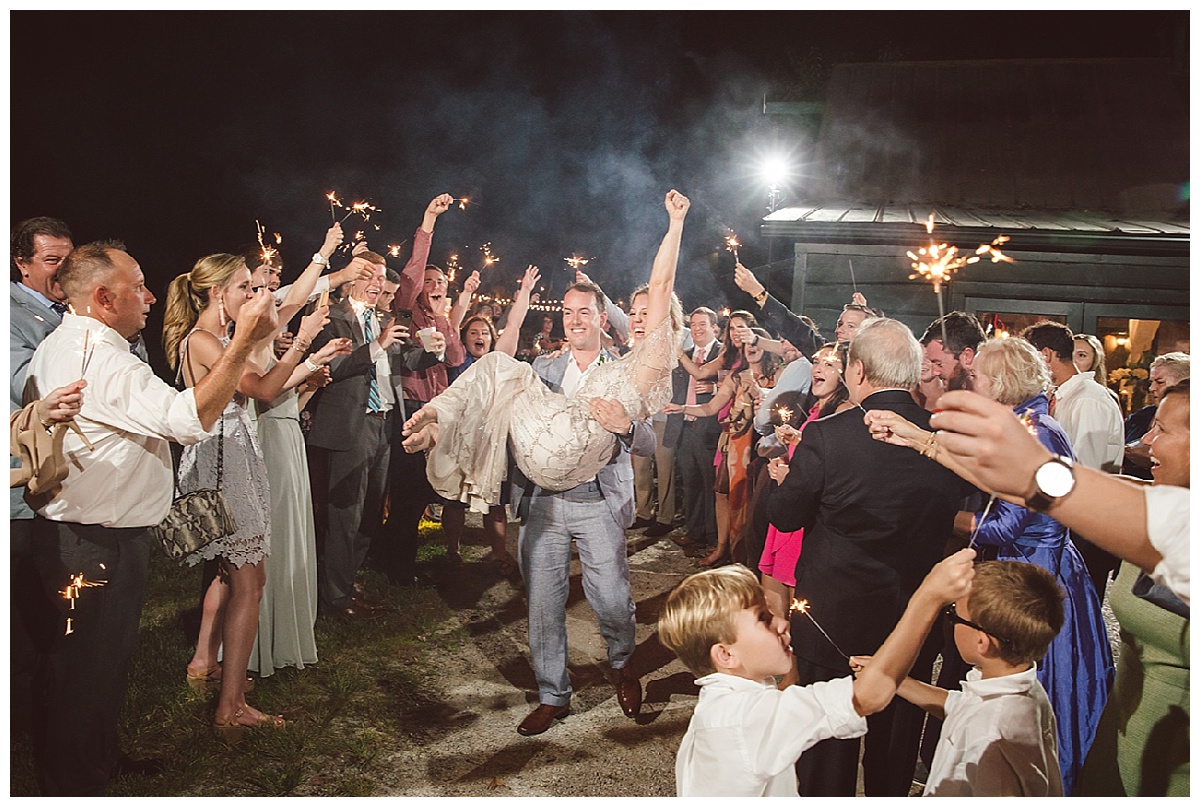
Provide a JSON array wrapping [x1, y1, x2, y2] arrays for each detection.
[[381, 193, 465, 586]]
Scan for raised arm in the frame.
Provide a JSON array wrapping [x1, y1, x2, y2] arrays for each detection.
[[733, 261, 825, 360], [397, 194, 453, 311], [275, 224, 347, 324], [495, 265, 540, 356], [192, 290, 279, 429], [450, 270, 481, 331]]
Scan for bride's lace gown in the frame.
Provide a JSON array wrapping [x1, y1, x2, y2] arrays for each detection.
[[424, 316, 680, 513]]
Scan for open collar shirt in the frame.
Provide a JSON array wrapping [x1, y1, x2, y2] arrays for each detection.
[[1052, 372, 1124, 472], [676, 672, 866, 797], [26, 314, 215, 527], [926, 665, 1063, 797]]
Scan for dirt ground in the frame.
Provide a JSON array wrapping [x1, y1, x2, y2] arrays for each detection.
[[376, 513, 699, 797]]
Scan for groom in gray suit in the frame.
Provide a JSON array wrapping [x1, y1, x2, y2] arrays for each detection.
[[509, 280, 656, 737]]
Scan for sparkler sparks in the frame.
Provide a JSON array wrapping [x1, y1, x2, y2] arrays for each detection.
[[776, 406, 794, 427], [339, 200, 380, 224], [789, 598, 849, 659], [60, 568, 109, 636], [255, 220, 280, 265], [480, 243, 498, 269], [907, 215, 1013, 294], [724, 232, 741, 262], [907, 214, 1014, 347], [457, 197, 472, 210], [327, 191, 343, 222], [563, 254, 592, 270]]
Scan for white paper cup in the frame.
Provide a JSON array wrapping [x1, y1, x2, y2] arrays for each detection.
[[418, 327, 438, 350]]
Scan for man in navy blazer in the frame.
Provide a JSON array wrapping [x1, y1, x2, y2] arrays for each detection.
[[768, 317, 968, 797], [507, 280, 656, 737]]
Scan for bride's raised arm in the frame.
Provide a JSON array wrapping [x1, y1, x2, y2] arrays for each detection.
[[644, 190, 689, 332]]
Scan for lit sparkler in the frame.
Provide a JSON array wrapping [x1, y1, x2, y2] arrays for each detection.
[[60, 568, 109, 636], [388, 244, 404, 258], [480, 243, 499, 269], [327, 191, 343, 222], [457, 197, 472, 211], [339, 200, 380, 224], [908, 214, 1013, 347], [776, 406, 794, 427], [255, 220, 280, 265], [724, 232, 741, 262], [563, 254, 592, 270], [789, 598, 849, 659]]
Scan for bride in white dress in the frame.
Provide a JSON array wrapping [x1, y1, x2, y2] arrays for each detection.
[[401, 189, 690, 512]]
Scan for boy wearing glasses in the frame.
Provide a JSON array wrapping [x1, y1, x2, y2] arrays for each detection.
[[852, 561, 1065, 796]]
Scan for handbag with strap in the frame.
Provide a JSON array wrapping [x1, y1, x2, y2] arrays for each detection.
[[148, 332, 237, 561]]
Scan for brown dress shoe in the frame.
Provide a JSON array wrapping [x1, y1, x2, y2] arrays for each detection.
[[612, 667, 642, 718], [517, 703, 570, 736], [670, 535, 700, 548]]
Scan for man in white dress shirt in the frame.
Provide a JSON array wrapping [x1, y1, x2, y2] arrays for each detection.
[[24, 241, 278, 795], [1022, 321, 1124, 595]]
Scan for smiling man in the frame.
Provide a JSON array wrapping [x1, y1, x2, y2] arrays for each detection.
[[505, 279, 657, 737]]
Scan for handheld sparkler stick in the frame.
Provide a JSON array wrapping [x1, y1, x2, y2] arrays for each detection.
[[966, 494, 998, 551], [848, 258, 858, 294], [789, 599, 850, 660]]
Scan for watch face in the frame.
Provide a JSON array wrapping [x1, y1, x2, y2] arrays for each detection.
[[1036, 461, 1074, 497]]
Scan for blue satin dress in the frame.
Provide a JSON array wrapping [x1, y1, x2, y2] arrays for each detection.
[[971, 393, 1114, 795]]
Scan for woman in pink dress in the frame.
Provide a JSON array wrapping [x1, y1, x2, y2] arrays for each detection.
[[759, 344, 852, 621]]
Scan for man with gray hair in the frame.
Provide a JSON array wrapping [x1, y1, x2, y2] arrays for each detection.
[[767, 317, 968, 797], [1123, 351, 1189, 478]]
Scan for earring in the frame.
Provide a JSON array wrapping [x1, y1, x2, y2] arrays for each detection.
[[218, 296, 227, 328]]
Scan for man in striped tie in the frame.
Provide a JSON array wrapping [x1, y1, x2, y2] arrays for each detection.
[[306, 250, 436, 618]]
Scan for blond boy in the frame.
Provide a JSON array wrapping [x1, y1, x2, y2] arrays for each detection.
[[853, 561, 1065, 796], [659, 549, 975, 797]]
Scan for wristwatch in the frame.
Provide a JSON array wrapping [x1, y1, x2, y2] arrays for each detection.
[[312, 252, 330, 267], [753, 289, 768, 305], [625, 422, 636, 438], [1024, 455, 1075, 511]]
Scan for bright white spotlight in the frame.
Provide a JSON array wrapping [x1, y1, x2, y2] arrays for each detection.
[[761, 156, 791, 187]]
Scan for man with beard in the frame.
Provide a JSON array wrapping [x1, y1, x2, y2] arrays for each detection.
[[920, 312, 986, 392]]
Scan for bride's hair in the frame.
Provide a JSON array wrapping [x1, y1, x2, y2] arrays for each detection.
[[629, 283, 684, 333]]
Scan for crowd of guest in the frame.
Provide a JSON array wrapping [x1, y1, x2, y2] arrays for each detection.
[[9, 204, 1189, 797]]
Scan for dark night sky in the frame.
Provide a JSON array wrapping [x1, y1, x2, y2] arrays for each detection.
[[10, 10, 1186, 367]]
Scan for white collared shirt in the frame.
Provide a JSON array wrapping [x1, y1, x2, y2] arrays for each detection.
[[561, 349, 606, 400], [676, 672, 866, 797], [1052, 372, 1124, 472], [26, 314, 215, 527], [925, 665, 1062, 797], [1144, 484, 1190, 603], [348, 298, 393, 413]]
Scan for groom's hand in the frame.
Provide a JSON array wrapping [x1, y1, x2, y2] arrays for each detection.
[[589, 398, 633, 436]]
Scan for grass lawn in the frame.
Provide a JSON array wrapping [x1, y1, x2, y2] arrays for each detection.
[[11, 521, 460, 797]]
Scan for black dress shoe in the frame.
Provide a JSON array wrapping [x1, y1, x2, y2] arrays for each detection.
[[517, 703, 570, 736], [645, 521, 674, 538], [631, 517, 655, 530], [611, 667, 642, 718]]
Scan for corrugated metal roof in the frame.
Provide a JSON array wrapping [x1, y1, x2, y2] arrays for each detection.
[[800, 58, 1189, 215], [764, 203, 1189, 235]]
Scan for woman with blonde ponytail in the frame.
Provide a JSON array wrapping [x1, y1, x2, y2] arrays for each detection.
[[164, 249, 350, 736]]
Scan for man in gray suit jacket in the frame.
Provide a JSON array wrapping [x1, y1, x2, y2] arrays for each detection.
[[508, 280, 656, 737]]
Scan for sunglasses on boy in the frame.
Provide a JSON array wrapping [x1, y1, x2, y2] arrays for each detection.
[[943, 603, 1010, 646]]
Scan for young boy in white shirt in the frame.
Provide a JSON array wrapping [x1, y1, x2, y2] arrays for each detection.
[[853, 560, 1065, 796], [658, 549, 976, 797]]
